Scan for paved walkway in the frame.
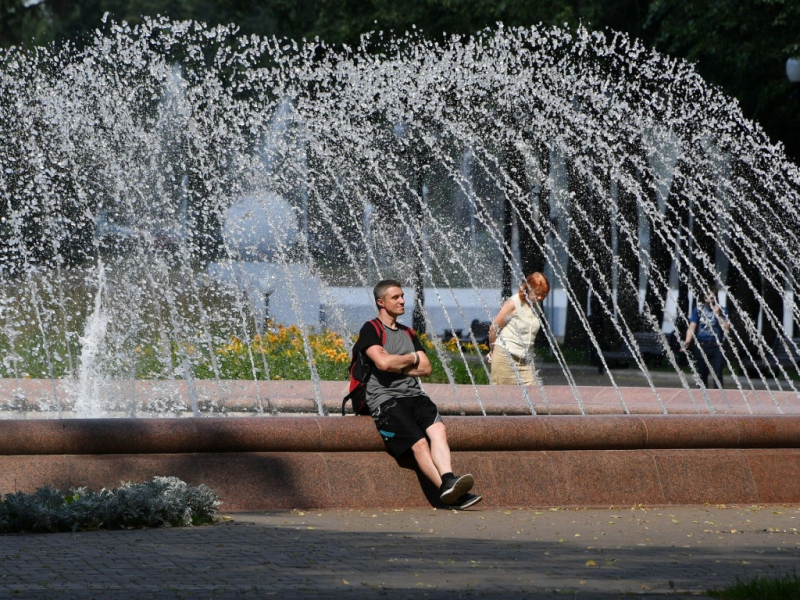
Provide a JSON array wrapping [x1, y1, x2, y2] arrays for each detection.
[[2, 504, 800, 599]]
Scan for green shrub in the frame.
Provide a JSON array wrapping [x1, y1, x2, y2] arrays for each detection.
[[0, 477, 220, 533], [708, 571, 800, 600]]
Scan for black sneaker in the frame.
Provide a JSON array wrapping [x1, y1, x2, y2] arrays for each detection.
[[450, 492, 483, 510], [440, 473, 474, 505]]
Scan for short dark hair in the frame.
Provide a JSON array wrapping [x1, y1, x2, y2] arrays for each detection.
[[373, 279, 403, 306]]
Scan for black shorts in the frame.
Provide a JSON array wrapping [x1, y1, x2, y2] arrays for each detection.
[[371, 395, 443, 458]]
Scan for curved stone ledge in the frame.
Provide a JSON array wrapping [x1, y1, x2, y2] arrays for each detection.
[[2, 414, 800, 456], [2, 380, 799, 416], [2, 448, 799, 510], [2, 413, 800, 509]]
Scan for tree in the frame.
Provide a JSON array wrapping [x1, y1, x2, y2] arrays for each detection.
[[644, 0, 800, 163]]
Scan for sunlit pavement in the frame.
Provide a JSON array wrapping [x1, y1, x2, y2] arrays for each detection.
[[2, 504, 799, 599], [538, 363, 794, 390]]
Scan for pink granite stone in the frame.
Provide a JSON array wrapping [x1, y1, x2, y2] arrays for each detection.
[[4, 379, 800, 415], [547, 450, 664, 506], [0, 456, 73, 493], [642, 415, 741, 448], [198, 452, 331, 510], [745, 449, 800, 503], [66, 454, 204, 491], [443, 416, 540, 451], [734, 416, 800, 448], [192, 417, 324, 452], [541, 415, 648, 450], [59, 418, 197, 454], [652, 449, 758, 504], [322, 452, 429, 508], [3, 407, 800, 509], [460, 451, 563, 507], [0, 420, 66, 455], [2, 447, 799, 509], [315, 417, 384, 452]]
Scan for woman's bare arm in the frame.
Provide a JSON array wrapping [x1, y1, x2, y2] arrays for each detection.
[[488, 298, 517, 349]]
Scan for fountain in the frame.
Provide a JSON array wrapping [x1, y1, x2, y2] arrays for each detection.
[[1, 18, 799, 508]]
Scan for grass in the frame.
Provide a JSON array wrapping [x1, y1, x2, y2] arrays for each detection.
[[708, 571, 800, 600]]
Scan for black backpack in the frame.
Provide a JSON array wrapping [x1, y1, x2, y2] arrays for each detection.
[[341, 319, 416, 416]]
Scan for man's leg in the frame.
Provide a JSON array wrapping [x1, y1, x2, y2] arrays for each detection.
[[425, 422, 453, 478], [410, 437, 442, 487], [426, 421, 474, 504], [410, 434, 480, 508]]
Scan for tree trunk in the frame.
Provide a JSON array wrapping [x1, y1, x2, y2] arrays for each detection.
[[563, 159, 592, 352], [412, 149, 426, 334], [615, 155, 645, 333], [518, 142, 550, 275]]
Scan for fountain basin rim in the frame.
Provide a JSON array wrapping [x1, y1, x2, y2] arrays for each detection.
[[2, 379, 799, 416], [2, 414, 800, 455]]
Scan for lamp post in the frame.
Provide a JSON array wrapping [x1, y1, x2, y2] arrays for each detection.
[[787, 58, 800, 83], [785, 58, 799, 339], [788, 58, 800, 103]]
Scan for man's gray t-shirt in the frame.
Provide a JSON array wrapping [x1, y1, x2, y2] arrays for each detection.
[[362, 325, 424, 412]]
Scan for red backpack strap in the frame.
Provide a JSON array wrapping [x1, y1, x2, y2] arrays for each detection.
[[397, 322, 417, 341], [369, 318, 386, 346]]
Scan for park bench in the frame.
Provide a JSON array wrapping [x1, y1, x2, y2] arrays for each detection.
[[444, 319, 491, 347], [740, 336, 800, 377], [597, 331, 668, 373]]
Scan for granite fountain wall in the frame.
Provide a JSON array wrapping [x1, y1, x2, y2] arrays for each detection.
[[2, 381, 799, 510]]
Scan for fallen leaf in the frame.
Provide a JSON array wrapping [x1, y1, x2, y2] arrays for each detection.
[[342, 580, 349, 585], [585, 560, 597, 567]]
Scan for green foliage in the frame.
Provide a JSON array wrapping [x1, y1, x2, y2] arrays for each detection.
[[708, 571, 800, 600], [428, 345, 491, 385], [644, 0, 800, 161], [2, 0, 796, 163], [0, 477, 220, 533]]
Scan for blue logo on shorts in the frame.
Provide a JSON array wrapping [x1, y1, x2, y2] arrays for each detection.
[[379, 430, 395, 438]]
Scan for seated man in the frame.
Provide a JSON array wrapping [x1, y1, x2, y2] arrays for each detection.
[[357, 279, 481, 509]]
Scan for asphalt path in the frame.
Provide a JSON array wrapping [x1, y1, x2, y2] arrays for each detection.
[[2, 504, 799, 599]]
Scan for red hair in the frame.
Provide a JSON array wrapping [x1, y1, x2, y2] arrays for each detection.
[[519, 272, 550, 303]]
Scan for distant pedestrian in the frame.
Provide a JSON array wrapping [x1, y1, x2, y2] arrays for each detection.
[[488, 272, 550, 385], [682, 286, 730, 389]]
